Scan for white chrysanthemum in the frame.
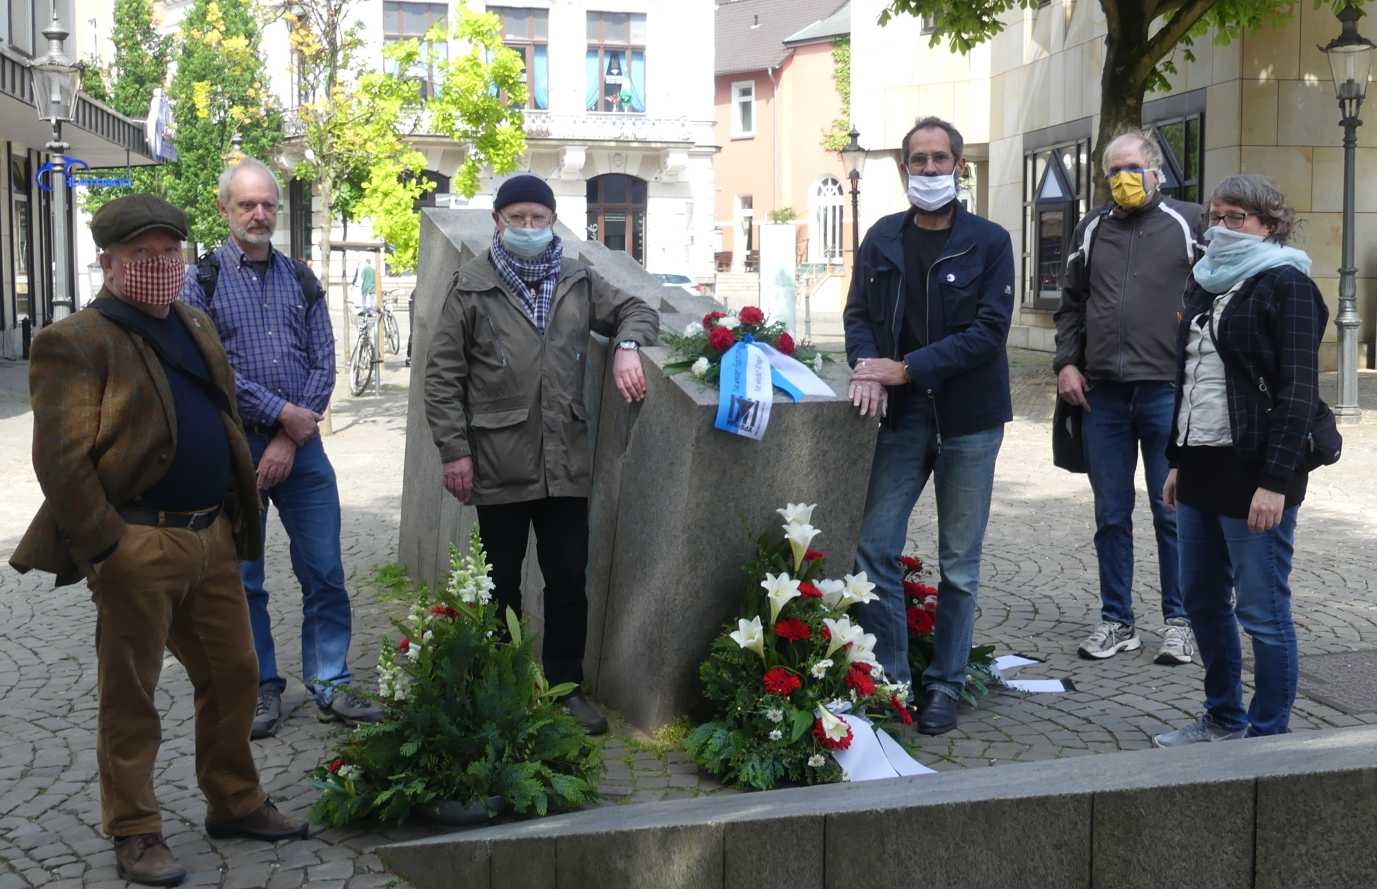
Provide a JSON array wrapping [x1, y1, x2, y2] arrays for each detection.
[[807, 754, 826, 768], [769, 729, 783, 741], [691, 356, 710, 377], [765, 707, 784, 724]]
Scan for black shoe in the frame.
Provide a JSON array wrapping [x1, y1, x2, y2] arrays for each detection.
[[559, 691, 609, 736], [251, 685, 284, 740], [917, 690, 958, 736]]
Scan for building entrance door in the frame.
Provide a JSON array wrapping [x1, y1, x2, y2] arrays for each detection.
[[586, 174, 646, 264]]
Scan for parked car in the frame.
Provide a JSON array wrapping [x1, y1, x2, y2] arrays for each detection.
[[651, 273, 705, 297]]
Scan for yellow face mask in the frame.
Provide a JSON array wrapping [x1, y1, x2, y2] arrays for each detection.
[[1109, 168, 1151, 210]]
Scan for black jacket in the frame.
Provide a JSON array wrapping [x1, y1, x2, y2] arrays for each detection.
[[1166, 265, 1328, 493], [843, 203, 1014, 438]]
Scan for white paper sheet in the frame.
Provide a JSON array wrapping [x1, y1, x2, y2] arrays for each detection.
[[832, 714, 936, 782], [1004, 678, 1073, 694], [992, 654, 1042, 676]]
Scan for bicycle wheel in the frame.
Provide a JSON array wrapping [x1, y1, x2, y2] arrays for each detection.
[[383, 309, 400, 355], [350, 334, 376, 396]]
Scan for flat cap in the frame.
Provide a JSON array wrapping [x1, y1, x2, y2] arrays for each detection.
[[90, 194, 189, 248]]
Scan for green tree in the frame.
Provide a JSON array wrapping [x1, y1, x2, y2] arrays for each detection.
[[821, 37, 852, 151], [880, 0, 1360, 202], [167, 0, 283, 247], [80, 0, 173, 214]]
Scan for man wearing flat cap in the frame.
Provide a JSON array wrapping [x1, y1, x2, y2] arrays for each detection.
[[10, 194, 305, 886], [425, 172, 658, 735]]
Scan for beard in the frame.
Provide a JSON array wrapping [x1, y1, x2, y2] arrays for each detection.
[[230, 221, 273, 246]]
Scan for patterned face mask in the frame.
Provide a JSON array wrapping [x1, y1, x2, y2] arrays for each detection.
[[122, 255, 186, 306]]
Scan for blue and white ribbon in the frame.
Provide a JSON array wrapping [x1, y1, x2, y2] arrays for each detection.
[[714, 338, 834, 440]]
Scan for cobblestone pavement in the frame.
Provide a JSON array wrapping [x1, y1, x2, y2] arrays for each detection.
[[2, 348, 1376, 887]]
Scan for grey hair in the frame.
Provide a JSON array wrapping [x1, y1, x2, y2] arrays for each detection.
[[1208, 174, 1297, 244], [1101, 129, 1164, 176], [218, 156, 281, 206], [903, 116, 965, 161]]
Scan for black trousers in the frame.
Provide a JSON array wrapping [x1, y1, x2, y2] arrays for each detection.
[[475, 496, 589, 685]]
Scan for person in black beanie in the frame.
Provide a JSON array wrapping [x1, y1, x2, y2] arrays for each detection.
[[423, 173, 659, 735]]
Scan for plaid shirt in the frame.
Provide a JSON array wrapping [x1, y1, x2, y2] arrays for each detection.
[[489, 231, 562, 332], [180, 240, 335, 427], [1168, 264, 1328, 492]]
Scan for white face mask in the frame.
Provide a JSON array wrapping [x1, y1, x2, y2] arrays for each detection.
[[907, 173, 957, 213]]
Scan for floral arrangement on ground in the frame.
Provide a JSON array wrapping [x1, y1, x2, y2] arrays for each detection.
[[686, 503, 910, 791], [902, 555, 998, 704], [664, 305, 827, 386], [308, 529, 603, 826]]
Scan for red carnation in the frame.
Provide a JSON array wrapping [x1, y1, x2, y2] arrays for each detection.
[[397, 638, 411, 653], [702, 310, 727, 329], [798, 581, 822, 599], [820, 626, 831, 641], [763, 667, 802, 697], [776, 332, 796, 355], [907, 606, 935, 635], [708, 326, 736, 353], [774, 618, 811, 642], [805, 548, 825, 562], [891, 695, 914, 726], [431, 604, 459, 619], [739, 305, 765, 326], [851, 661, 872, 675], [899, 555, 923, 571], [902, 580, 924, 601], [846, 666, 877, 696], [812, 718, 854, 750], [327, 758, 345, 774]]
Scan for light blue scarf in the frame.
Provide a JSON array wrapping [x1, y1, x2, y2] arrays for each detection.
[[1192, 226, 1312, 294]]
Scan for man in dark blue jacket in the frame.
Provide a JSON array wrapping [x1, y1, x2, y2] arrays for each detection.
[[846, 116, 1014, 736]]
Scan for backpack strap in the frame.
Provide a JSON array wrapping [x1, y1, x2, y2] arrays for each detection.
[[194, 249, 324, 308]]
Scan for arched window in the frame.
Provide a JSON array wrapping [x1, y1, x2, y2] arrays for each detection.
[[811, 176, 844, 264]]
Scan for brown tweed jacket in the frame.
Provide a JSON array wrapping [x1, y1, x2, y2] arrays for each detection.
[[9, 291, 263, 587]]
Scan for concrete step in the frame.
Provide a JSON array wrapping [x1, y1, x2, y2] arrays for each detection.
[[377, 724, 1377, 889]]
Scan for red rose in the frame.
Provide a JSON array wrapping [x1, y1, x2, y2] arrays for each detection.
[[739, 306, 765, 326], [328, 758, 345, 774], [902, 580, 924, 601], [397, 638, 411, 653], [907, 606, 935, 635], [798, 581, 822, 599], [899, 555, 923, 571], [774, 618, 811, 642], [702, 310, 727, 329], [891, 695, 913, 726], [708, 326, 736, 353], [812, 718, 854, 750], [762, 667, 802, 697], [845, 666, 876, 696], [776, 332, 796, 355]]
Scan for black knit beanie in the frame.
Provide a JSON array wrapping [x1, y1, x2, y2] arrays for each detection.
[[494, 174, 556, 212]]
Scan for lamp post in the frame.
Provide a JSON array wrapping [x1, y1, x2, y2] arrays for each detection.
[[1322, 3, 1376, 423], [30, 7, 81, 323], [840, 128, 866, 260]]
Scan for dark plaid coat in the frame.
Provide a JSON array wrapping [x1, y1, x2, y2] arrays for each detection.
[[1167, 264, 1328, 493]]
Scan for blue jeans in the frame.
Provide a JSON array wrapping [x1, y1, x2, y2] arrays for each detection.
[[854, 403, 1004, 701], [1178, 502, 1299, 736], [1082, 381, 1183, 625], [242, 433, 353, 705]]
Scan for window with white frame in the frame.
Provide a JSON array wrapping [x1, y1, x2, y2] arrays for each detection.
[[731, 80, 755, 138], [811, 177, 844, 264]]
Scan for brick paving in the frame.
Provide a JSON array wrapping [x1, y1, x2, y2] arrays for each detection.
[[2, 346, 1376, 887]]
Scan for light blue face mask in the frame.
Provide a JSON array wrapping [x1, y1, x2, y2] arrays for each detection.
[[1192, 224, 1312, 294], [501, 225, 554, 259]]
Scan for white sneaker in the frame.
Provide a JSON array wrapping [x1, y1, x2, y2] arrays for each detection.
[[1078, 621, 1142, 659], [1153, 714, 1246, 748], [1155, 618, 1195, 665]]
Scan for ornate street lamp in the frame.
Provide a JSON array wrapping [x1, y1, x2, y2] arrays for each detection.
[[1322, 3, 1376, 423], [840, 128, 866, 259], [30, 7, 81, 322]]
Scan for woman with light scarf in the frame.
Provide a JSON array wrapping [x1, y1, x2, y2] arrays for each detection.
[[1154, 174, 1326, 747]]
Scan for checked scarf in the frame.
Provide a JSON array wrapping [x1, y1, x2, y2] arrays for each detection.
[[490, 230, 563, 333]]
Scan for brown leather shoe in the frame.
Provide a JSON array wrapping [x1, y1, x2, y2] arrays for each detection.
[[114, 834, 187, 886], [204, 799, 309, 841]]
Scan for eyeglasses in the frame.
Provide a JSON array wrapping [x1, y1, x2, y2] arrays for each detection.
[[906, 153, 954, 170], [501, 213, 553, 228], [1208, 211, 1253, 229]]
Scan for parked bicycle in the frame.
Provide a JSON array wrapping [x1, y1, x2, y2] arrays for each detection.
[[349, 306, 382, 396], [379, 291, 403, 356]]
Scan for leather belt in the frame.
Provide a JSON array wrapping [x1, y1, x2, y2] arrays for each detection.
[[120, 505, 222, 531]]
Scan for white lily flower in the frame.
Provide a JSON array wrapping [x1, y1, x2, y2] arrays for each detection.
[[775, 503, 817, 525], [720, 314, 740, 329], [765, 707, 784, 724], [847, 631, 880, 670], [807, 753, 826, 767], [815, 706, 850, 743], [691, 356, 710, 378], [822, 616, 859, 657], [817, 579, 847, 610], [810, 658, 834, 679], [839, 571, 878, 609], [684, 320, 701, 337], [783, 522, 821, 573], [769, 729, 783, 741], [728, 616, 765, 658], [813, 352, 824, 373], [760, 572, 802, 622]]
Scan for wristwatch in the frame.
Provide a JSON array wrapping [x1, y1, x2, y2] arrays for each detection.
[[616, 340, 640, 352]]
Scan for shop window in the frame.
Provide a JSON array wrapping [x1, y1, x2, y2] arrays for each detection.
[[1022, 135, 1090, 309], [586, 11, 646, 113]]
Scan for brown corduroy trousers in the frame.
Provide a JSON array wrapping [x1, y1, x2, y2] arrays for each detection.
[[91, 514, 266, 837]]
